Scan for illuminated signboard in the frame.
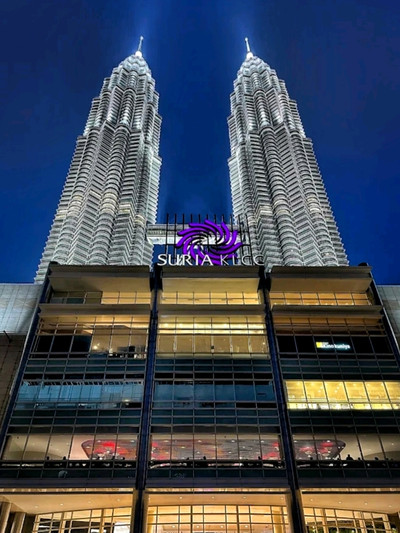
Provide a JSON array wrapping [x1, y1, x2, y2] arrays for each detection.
[[157, 218, 263, 266], [316, 341, 351, 351]]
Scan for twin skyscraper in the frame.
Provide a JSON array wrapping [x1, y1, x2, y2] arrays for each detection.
[[36, 38, 348, 282]]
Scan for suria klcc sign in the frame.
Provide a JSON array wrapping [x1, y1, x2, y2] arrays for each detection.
[[157, 219, 263, 266]]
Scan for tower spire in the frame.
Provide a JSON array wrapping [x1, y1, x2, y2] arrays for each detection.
[[245, 37, 253, 59], [135, 36, 144, 57]]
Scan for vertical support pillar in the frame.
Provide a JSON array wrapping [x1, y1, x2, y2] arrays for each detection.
[[58, 511, 66, 533], [260, 269, 306, 533], [357, 513, 367, 533], [272, 506, 285, 533], [320, 509, 330, 533], [98, 509, 106, 533], [132, 265, 161, 533], [10, 513, 25, 533], [131, 492, 144, 533], [0, 503, 11, 533], [382, 512, 393, 533]]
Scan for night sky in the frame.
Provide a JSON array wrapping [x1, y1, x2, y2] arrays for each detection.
[[1, 0, 399, 283]]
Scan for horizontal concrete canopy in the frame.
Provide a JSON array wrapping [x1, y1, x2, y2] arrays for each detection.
[[48, 265, 151, 293], [269, 266, 372, 293]]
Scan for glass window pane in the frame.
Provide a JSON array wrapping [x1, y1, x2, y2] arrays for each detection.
[[154, 383, 173, 401], [286, 382, 306, 401], [71, 335, 91, 352], [174, 383, 193, 401], [305, 382, 325, 401], [371, 337, 392, 354], [36, 335, 52, 352], [232, 335, 249, 353], [249, 335, 268, 353], [255, 383, 275, 402], [194, 335, 212, 353], [358, 434, 384, 460], [47, 434, 72, 460], [110, 334, 131, 353], [295, 336, 315, 352], [51, 335, 73, 352], [91, 333, 110, 353], [277, 336, 296, 352], [176, 335, 193, 353], [385, 382, 400, 405], [365, 382, 388, 401], [194, 383, 213, 401], [213, 335, 230, 353], [352, 336, 373, 353], [3, 435, 28, 460], [215, 383, 234, 401], [325, 382, 347, 403], [157, 335, 175, 353]]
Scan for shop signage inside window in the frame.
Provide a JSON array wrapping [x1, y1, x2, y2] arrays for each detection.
[[316, 341, 351, 351]]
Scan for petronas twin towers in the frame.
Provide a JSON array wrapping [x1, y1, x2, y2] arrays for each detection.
[[36, 38, 347, 281], [36, 40, 161, 281]]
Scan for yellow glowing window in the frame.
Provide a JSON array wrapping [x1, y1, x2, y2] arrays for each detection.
[[325, 382, 347, 402], [302, 293, 318, 299], [304, 382, 326, 401], [345, 382, 368, 400], [384, 382, 400, 400], [270, 292, 285, 298], [102, 292, 120, 304], [286, 380, 400, 410], [179, 292, 194, 303], [365, 382, 387, 401], [286, 382, 306, 400]]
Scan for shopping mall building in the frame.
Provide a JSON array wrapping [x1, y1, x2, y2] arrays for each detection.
[[0, 263, 399, 533]]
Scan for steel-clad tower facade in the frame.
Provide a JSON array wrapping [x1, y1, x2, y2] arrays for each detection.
[[36, 39, 162, 282], [228, 40, 348, 269]]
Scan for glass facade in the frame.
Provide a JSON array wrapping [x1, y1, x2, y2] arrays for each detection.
[[149, 270, 282, 483], [0, 265, 399, 533], [147, 504, 290, 533]]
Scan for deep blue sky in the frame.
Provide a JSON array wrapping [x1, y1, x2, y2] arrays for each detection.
[[0, 0, 399, 283]]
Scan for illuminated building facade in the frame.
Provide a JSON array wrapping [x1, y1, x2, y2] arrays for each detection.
[[228, 40, 348, 269], [35, 39, 162, 283], [0, 263, 399, 533]]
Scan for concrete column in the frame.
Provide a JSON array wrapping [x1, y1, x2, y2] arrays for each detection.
[[0, 503, 11, 533], [10, 513, 25, 533], [382, 512, 393, 533], [58, 512, 67, 533], [320, 509, 330, 533], [357, 514, 367, 533], [142, 493, 149, 533], [272, 506, 285, 533], [98, 510, 106, 533], [132, 491, 144, 533], [131, 491, 150, 533], [285, 493, 305, 533]]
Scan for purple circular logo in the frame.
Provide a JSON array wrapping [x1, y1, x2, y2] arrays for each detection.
[[176, 220, 242, 265]]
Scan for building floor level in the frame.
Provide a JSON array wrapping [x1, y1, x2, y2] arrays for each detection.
[[0, 264, 400, 533], [0, 488, 399, 533]]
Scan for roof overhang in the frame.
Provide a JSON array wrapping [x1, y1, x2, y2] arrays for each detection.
[[268, 266, 372, 293]]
